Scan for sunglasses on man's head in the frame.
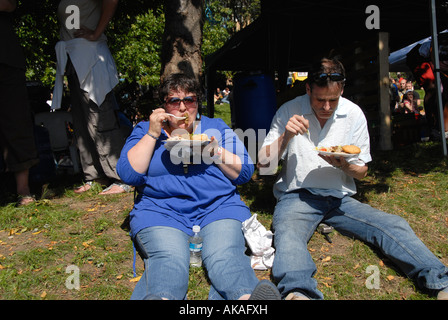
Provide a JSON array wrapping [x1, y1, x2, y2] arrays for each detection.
[[165, 96, 198, 109], [313, 73, 346, 82]]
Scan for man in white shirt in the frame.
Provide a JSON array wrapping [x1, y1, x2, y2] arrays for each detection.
[[258, 58, 448, 300]]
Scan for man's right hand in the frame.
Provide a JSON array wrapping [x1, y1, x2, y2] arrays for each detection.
[[285, 114, 309, 140]]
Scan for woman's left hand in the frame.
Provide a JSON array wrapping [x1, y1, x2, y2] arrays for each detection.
[[203, 136, 220, 162]]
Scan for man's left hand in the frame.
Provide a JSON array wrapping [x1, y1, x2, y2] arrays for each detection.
[[318, 154, 348, 169]]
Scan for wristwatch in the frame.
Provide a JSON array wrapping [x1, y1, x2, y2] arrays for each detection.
[[211, 146, 223, 160]]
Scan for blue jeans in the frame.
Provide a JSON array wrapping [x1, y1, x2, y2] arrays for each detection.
[[131, 219, 260, 300], [272, 190, 448, 299]]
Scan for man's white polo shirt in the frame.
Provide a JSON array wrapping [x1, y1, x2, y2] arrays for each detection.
[[261, 94, 372, 199]]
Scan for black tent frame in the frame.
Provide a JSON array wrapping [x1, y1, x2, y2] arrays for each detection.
[[205, 0, 448, 155]]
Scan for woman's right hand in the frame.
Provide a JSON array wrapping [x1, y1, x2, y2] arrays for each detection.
[[128, 108, 167, 174], [149, 108, 169, 138]]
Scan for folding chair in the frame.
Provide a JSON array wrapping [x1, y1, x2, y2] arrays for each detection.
[[34, 111, 80, 174]]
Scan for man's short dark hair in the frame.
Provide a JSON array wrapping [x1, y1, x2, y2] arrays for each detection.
[[307, 58, 346, 89]]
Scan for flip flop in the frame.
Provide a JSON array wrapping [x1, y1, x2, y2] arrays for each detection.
[[99, 183, 132, 195], [73, 181, 94, 194], [16, 195, 36, 207]]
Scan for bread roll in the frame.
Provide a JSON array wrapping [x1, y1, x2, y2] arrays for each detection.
[[191, 133, 209, 141], [342, 145, 361, 154]]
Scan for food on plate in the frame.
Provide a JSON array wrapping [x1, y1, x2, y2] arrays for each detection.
[[316, 145, 361, 155], [341, 145, 361, 154], [316, 145, 342, 153], [167, 133, 209, 141], [191, 133, 209, 141]]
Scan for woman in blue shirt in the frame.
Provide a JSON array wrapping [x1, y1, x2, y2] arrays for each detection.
[[117, 73, 280, 300]]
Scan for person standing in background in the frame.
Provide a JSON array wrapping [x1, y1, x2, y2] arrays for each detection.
[[53, 0, 131, 195], [0, 0, 39, 206]]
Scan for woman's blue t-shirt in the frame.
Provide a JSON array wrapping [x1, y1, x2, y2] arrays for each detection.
[[117, 116, 254, 238]]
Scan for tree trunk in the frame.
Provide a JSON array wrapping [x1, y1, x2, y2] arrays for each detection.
[[161, 0, 205, 83]]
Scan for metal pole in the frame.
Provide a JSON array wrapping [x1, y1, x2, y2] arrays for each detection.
[[430, 0, 448, 156]]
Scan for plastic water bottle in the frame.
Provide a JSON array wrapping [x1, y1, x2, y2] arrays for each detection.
[[189, 225, 202, 267]]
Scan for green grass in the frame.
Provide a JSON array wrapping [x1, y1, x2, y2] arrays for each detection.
[[207, 102, 232, 126], [1, 103, 447, 300]]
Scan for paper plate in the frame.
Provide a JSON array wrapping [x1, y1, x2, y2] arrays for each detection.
[[164, 139, 210, 152], [317, 150, 358, 158]]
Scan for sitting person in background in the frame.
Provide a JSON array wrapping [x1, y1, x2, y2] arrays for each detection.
[[117, 73, 280, 300], [401, 89, 420, 115], [221, 87, 231, 104], [405, 81, 422, 107], [214, 87, 223, 105]]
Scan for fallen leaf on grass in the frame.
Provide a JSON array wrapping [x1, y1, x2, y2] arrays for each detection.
[[322, 256, 331, 263], [82, 240, 94, 248], [41, 291, 47, 299], [130, 276, 141, 282], [387, 275, 395, 281]]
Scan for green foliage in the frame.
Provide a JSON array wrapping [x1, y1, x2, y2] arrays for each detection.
[[11, 0, 261, 98], [14, 0, 59, 87], [202, 0, 261, 82], [109, 9, 165, 87]]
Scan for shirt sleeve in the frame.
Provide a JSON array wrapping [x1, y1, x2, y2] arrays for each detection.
[[261, 102, 293, 163], [262, 106, 287, 148], [349, 110, 372, 165], [217, 118, 255, 185], [116, 122, 150, 186]]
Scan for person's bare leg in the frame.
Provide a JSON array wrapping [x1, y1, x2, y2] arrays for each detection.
[[15, 169, 34, 205]]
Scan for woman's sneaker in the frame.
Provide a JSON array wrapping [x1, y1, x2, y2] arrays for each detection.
[[249, 280, 281, 300]]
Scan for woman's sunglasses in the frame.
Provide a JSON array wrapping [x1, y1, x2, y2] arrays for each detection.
[[165, 96, 198, 109], [313, 73, 346, 82]]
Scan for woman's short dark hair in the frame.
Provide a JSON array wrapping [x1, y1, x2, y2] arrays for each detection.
[[307, 58, 346, 89], [159, 73, 202, 102]]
